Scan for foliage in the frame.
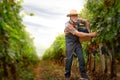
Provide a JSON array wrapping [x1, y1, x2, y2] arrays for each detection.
[[81, 0, 120, 59], [79, 0, 120, 61], [0, 0, 39, 79], [42, 34, 65, 63], [80, 0, 120, 79], [83, 0, 120, 42]]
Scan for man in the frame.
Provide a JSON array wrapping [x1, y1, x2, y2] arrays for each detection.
[[64, 9, 97, 80]]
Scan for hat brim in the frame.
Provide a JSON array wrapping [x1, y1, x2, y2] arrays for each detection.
[[67, 14, 78, 17]]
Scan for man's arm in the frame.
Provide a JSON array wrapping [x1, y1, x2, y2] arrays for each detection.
[[65, 24, 97, 37], [74, 30, 97, 37], [79, 18, 90, 33]]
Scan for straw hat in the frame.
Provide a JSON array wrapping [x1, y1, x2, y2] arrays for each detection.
[[67, 9, 79, 17]]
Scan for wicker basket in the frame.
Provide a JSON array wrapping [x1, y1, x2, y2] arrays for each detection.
[[79, 36, 91, 42]]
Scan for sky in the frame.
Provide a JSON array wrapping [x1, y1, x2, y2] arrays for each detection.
[[22, 0, 85, 57]]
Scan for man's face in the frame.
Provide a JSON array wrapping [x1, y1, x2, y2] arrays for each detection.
[[70, 15, 78, 23]]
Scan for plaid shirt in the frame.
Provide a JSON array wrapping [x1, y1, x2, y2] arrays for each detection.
[[64, 19, 87, 53], [64, 19, 86, 36], [64, 20, 78, 35]]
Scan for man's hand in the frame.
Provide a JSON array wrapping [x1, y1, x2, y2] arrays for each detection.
[[79, 31, 97, 42], [65, 23, 77, 35], [90, 31, 97, 37]]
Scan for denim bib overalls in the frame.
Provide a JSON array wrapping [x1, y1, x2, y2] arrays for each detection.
[[65, 20, 88, 78]]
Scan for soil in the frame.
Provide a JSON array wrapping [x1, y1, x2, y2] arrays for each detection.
[[32, 60, 120, 80]]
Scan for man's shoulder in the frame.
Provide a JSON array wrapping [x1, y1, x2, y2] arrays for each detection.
[[65, 21, 71, 27]]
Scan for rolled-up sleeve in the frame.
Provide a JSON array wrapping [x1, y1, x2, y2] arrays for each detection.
[[64, 22, 77, 35]]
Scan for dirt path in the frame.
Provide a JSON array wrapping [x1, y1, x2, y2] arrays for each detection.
[[32, 60, 65, 80], [32, 60, 120, 80], [32, 60, 82, 80]]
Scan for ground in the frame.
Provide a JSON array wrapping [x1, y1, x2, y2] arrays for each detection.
[[32, 60, 82, 80], [32, 60, 120, 80]]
